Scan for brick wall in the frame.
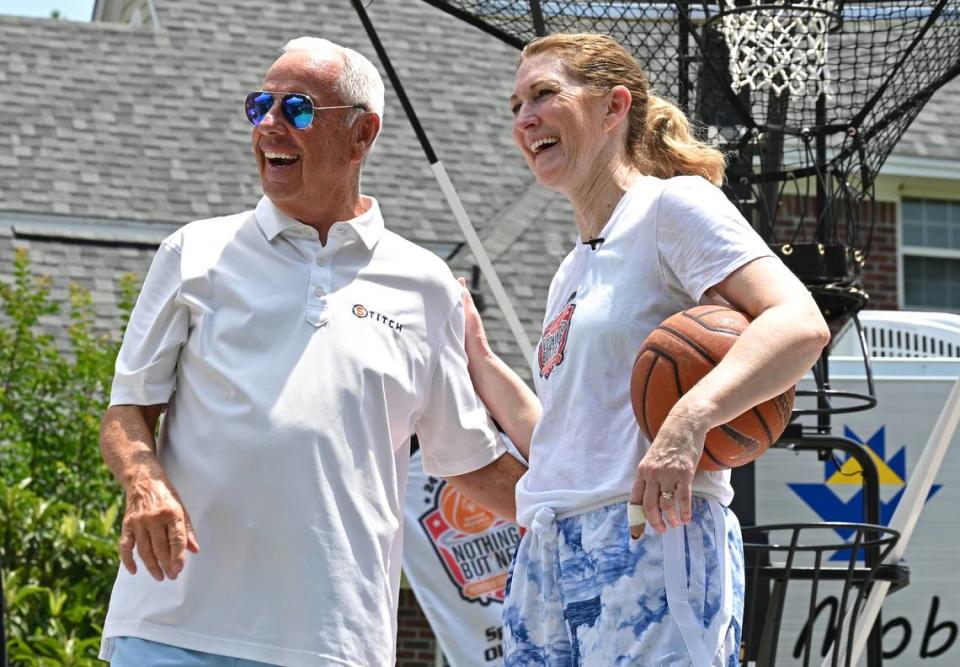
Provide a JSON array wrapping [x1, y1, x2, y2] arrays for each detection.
[[862, 200, 899, 310], [397, 589, 442, 666]]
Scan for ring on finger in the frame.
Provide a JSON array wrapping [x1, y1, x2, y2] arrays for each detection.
[[659, 490, 675, 501]]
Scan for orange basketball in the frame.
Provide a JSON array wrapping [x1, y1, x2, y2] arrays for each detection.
[[439, 484, 496, 534], [630, 305, 795, 471]]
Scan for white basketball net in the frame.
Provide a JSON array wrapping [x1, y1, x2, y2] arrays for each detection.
[[719, 0, 834, 97]]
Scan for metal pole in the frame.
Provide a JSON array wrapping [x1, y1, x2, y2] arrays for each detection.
[[351, 0, 533, 361], [816, 94, 829, 245], [677, 0, 690, 110], [771, 433, 883, 666], [529, 0, 547, 36], [790, 436, 880, 527]]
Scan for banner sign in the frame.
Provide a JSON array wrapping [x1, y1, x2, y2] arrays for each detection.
[[403, 450, 521, 665]]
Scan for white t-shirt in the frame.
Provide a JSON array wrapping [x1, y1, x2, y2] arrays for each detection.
[[100, 196, 505, 666], [515, 176, 774, 528]]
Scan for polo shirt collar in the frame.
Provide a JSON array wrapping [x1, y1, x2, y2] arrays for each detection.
[[255, 196, 300, 241], [347, 197, 384, 250], [255, 196, 384, 250]]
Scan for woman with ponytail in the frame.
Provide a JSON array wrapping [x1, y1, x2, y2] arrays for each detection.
[[461, 33, 829, 665]]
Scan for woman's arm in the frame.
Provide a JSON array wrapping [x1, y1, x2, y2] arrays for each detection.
[[681, 256, 829, 429], [631, 256, 830, 536], [458, 279, 542, 460]]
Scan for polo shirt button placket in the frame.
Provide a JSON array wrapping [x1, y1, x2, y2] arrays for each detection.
[[306, 286, 328, 327], [307, 247, 331, 328], [307, 302, 328, 327]]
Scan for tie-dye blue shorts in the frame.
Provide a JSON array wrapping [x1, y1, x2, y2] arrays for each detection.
[[503, 496, 744, 666]]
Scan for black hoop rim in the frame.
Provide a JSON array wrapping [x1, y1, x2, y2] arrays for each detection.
[[793, 388, 878, 415], [742, 521, 899, 552]]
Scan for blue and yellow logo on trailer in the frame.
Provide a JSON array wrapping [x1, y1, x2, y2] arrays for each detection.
[[788, 425, 942, 561]]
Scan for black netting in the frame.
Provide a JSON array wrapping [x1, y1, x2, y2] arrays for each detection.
[[421, 0, 960, 314]]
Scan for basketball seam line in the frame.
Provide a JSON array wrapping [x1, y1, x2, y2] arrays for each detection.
[[682, 309, 745, 335], [655, 325, 720, 365], [718, 423, 761, 453], [638, 352, 656, 438]]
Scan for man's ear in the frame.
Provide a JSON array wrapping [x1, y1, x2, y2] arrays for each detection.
[[352, 112, 381, 163], [604, 85, 633, 132]]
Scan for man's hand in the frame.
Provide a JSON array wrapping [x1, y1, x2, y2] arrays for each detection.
[[101, 404, 200, 581], [119, 473, 199, 581], [445, 452, 526, 522]]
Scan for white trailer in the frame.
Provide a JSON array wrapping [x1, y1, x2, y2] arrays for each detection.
[[754, 312, 960, 665]]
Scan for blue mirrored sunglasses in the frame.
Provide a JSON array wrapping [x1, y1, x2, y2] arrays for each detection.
[[244, 91, 365, 130]]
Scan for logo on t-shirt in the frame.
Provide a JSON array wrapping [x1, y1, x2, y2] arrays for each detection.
[[352, 303, 403, 333], [538, 294, 576, 379]]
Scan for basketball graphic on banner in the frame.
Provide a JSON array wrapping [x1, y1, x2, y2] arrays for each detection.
[[414, 470, 521, 605], [439, 485, 496, 534]]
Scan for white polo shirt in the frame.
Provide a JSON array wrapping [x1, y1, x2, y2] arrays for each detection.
[[516, 176, 774, 528], [100, 196, 505, 666]]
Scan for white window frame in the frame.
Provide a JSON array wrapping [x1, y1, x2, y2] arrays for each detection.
[[884, 181, 960, 311]]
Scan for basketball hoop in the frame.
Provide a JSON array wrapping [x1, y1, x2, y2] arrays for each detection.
[[419, 1, 960, 321], [715, 0, 840, 97]]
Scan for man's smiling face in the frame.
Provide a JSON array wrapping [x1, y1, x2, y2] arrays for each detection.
[[252, 50, 358, 219]]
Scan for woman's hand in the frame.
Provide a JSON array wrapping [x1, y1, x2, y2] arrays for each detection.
[[458, 277, 493, 370], [629, 412, 708, 538], [454, 277, 540, 460]]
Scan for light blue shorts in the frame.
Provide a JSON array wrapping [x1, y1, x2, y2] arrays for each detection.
[[107, 637, 278, 666], [503, 496, 744, 667]]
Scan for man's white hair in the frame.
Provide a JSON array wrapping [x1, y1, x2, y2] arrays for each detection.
[[282, 36, 385, 124]]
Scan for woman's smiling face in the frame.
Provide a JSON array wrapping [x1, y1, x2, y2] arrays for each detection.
[[510, 53, 609, 193]]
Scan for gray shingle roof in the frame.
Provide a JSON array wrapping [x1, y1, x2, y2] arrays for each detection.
[[1, 1, 958, 379], [0, 2, 541, 233], [0, 0, 566, 378], [897, 74, 960, 161]]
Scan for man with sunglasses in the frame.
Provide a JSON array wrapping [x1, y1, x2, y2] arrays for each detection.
[[97, 37, 525, 667]]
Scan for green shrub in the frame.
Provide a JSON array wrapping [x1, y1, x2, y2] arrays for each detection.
[[1, 248, 137, 664]]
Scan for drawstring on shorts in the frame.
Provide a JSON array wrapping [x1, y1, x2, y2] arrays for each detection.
[[530, 507, 558, 541]]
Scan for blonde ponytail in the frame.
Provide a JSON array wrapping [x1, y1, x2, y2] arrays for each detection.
[[640, 95, 726, 186]]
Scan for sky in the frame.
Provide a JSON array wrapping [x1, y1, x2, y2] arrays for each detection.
[[0, 0, 95, 21]]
